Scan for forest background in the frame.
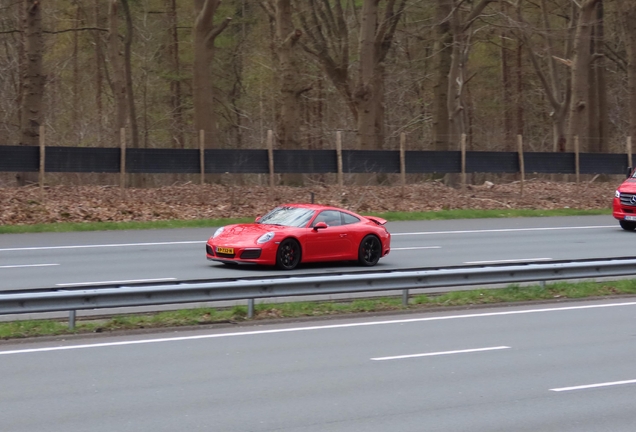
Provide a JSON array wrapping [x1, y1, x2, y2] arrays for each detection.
[[1, 0, 636, 192]]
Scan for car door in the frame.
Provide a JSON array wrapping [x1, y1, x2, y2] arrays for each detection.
[[303, 210, 352, 261]]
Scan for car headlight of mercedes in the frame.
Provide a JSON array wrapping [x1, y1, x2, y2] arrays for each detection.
[[257, 232, 275, 244], [615, 190, 621, 198], [212, 227, 225, 238]]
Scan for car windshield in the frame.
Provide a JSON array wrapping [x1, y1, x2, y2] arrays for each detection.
[[257, 206, 315, 227]]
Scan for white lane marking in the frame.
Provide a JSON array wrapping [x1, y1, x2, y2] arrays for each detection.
[[0, 241, 205, 252], [371, 346, 510, 361], [464, 258, 552, 265], [551, 379, 636, 392], [55, 277, 177, 287], [392, 246, 441, 251], [0, 264, 59, 269], [391, 225, 615, 236], [1, 301, 636, 356]]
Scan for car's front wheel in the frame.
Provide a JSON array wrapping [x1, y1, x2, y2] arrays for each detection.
[[620, 220, 636, 231], [276, 238, 301, 270], [358, 235, 381, 266]]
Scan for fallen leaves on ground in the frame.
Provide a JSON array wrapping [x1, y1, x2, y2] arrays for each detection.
[[0, 179, 616, 226]]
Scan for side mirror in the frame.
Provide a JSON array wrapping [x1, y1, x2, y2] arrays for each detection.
[[628, 167, 633, 179], [313, 222, 328, 231], [255, 216, 261, 222]]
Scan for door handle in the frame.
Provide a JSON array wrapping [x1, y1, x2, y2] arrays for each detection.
[[340, 234, 347, 237]]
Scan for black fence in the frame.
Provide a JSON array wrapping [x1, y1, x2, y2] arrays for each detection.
[[0, 145, 628, 175]]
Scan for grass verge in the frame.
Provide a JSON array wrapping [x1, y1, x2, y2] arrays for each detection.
[[0, 208, 611, 234], [1, 278, 634, 340]]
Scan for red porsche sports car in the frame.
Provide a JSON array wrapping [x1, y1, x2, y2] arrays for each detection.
[[206, 204, 391, 269]]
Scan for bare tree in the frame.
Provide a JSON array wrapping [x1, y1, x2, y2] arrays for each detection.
[[20, 0, 44, 148], [108, 0, 127, 147], [298, 0, 405, 150], [17, 0, 44, 185], [514, 0, 574, 152], [618, 0, 636, 145], [567, 0, 602, 151], [120, 0, 139, 149], [165, 0, 184, 148], [193, 0, 231, 148]]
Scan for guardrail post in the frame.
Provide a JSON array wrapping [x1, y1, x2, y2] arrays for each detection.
[[402, 289, 409, 306], [247, 299, 255, 319], [68, 310, 76, 330]]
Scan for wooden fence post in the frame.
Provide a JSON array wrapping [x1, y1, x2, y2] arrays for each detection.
[[400, 132, 406, 196], [336, 131, 343, 189], [199, 130, 205, 185], [39, 125, 45, 191], [120, 128, 126, 193], [517, 135, 525, 197], [460, 133, 467, 191], [574, 135, 580, 185], [267, 130, 275, 190]]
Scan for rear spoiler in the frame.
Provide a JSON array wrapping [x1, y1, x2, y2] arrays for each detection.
[[365, 216, 387, 225]]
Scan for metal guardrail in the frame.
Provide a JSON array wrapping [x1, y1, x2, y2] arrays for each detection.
[[2, 257, 636, 324]]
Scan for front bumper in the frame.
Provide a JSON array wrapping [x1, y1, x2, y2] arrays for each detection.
[[206, 242, 277, 265]]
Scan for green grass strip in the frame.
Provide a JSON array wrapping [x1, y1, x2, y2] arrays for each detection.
[[1, 278, 634, 340]]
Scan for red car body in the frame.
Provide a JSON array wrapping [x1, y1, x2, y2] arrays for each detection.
[[206, 204, 391, 269], [613, 170, 636, 230]]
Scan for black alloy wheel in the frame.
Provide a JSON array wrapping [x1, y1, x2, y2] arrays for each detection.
[[276, 239, 301, 270], [358, 235, 381, 266], [620, 220, 636, 231]]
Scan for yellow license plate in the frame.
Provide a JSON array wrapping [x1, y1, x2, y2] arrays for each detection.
[[216, 247, 234, 254]]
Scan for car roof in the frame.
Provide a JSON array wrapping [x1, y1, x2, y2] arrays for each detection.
[[278, 203, 348, 212]]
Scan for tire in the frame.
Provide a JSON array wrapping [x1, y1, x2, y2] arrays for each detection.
[[358, 235, 381, 267], [276, 238, 301, 270], [620, 220, 636, 231]]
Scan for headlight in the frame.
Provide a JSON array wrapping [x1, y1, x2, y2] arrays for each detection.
[[257, 232, 275, 244], [615, 190, 621, 198], [212, 227, 225, 238]]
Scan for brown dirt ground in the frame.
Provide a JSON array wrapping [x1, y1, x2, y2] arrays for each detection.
[[0, 178, 617, 226]]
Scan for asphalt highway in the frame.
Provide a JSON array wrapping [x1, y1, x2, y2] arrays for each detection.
[[1, 298, 636, 431], [0, 215, 627, 291]]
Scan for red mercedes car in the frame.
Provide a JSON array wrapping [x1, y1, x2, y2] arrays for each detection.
[[613, 167, 636, 230], [206, 204, 391, 269]]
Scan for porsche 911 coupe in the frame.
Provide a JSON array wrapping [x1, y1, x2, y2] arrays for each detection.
[[206, 204, 391, 269]]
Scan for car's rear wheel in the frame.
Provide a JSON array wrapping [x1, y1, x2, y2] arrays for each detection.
[[620, 220, 636, 231], [276, 239, 301, 270], [358, 235, 381, 266]]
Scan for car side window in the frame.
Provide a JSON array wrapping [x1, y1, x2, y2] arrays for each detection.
[[342, 212, 360, 225], [312, 210, 342, 227]]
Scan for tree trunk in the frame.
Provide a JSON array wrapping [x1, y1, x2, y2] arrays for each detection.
[[500, 0, 513, 150], [20, 0, 44, 147], [432, 0, 453, 151], [166, 0, 184, 149], [595, 0, 608, 153], [567, 0, 601, 151], [193, 0, 230, 150], [120, 0, 139, 151], [94, 0, 104, 146], [619, 0, 636, 147], [108, 0, 127, 148], [274, 0, 305, 185], [18, 0, 44, 185]]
